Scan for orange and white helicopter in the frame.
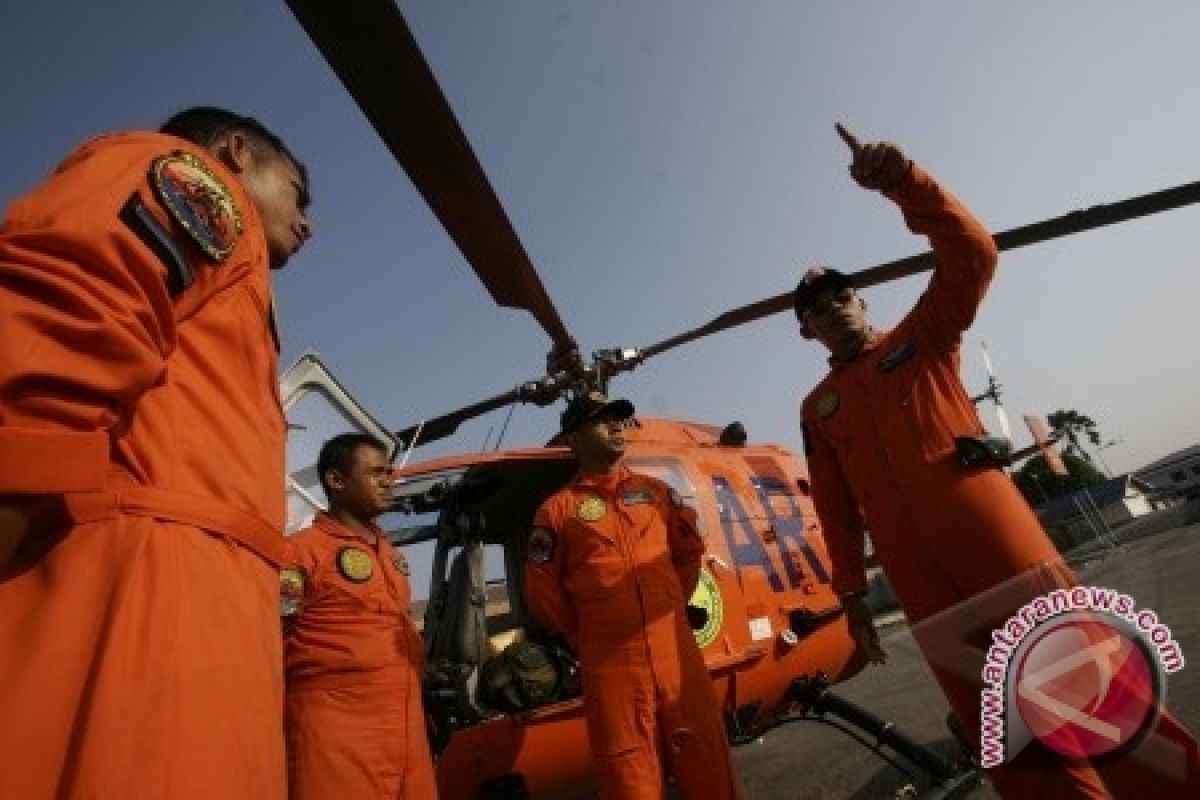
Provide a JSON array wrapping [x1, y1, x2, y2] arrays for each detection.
[[280, 2, 1200, 797]]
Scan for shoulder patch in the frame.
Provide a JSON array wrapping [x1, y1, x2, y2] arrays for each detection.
[[151, 151, 242, 261], [815, 391, 840, 419], [280, 568, 305, 617], [336, 547, 374, 583], [527, 528, 556, 564]]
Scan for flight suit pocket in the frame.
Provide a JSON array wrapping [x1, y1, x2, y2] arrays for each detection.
[[567, 539, 628, 602], [895, 363, 957, 462]]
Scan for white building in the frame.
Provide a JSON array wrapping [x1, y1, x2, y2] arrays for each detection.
[[1135, 444, 1200, 500]]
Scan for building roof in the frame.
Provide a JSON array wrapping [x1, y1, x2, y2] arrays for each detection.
[[1136, 443, 1200, 476]]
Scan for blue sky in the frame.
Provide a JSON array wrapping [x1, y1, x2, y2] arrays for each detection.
[[5, 1, 1199, 484]]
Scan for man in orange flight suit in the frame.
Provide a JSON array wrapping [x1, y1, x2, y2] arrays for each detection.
[[798, 124, 1199, 797], [284, 433, 437, 799], [525, 393, 743, 800], [0, 107, 311, 798]]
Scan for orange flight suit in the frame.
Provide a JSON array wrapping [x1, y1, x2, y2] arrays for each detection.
[[802, 163, 1199, 797], [284, 512, 437, 799], [0, 132, 289, 797], [525, 467, 743, 800]]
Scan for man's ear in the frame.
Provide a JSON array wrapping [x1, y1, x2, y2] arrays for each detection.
[[323, 468, 346, 495], [799, 317, 815, 340], [215, 130, 253, 175]]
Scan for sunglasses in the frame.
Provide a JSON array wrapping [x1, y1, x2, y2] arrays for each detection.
[[803, 287, 856, 318]]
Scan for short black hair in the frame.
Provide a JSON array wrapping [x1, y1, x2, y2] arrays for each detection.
[[160, 106, 309, 205], [793, 267, 854, 321], [317, 433, 390, 497]]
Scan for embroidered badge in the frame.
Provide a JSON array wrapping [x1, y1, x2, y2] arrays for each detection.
[[689, 569, 725, 649], [577, 496, 606, 522], [527, 528, 555, 564], [337, 547, 374, 583], [151, 151, 242, 261], [622, 489, 654, 506], [878, 341, 917, 372], [279, 568, 305, 617], [816, 392, 840, 419]]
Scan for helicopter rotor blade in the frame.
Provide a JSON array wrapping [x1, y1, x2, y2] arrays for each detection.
[[977, 340, 1011, 439], [394, 388, 523, 451], [640, 178, 1200, 361], [995, 403, 1013, 441], [980, 340, 997, 380], [284, 0, 575, 353], [392, 368, 581, 450]]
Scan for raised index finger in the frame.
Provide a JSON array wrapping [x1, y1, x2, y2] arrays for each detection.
[[835, 122, 861, 154]]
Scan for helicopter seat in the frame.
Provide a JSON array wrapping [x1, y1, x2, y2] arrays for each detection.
[[423, 543, 490, 727]]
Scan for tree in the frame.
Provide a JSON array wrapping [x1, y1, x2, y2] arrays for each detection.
[[1014, 449, 1105, 506], [1047, 409, 1103, 462]]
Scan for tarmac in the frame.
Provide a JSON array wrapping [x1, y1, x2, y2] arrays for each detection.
[[729, 520, 1200, 799]]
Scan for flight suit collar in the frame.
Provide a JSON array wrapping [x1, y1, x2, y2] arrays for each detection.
[[312, 511, 385, 545], [828, 326, 885, 369], [572, 465, 633, 495]]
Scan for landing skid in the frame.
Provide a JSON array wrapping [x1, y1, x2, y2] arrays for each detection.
[[780, 674, 983, 800]]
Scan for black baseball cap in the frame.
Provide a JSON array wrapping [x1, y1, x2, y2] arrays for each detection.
[[560, 392, 635, 433], [793, 267, 854, 320]]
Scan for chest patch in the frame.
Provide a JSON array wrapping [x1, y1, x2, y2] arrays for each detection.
[[151, 151, 243, 261], [877, 341, 917, 372], [527, 528, 555, 564], [621, 489, 654, 506], [577, 496, 607, 522], [816, 392, 840, 419], [337, 547, 374, 583]]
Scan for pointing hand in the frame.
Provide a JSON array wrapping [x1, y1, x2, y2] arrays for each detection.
[[836, 123, 910, 193]]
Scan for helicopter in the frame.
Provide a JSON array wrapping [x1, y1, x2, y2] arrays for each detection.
[[282, 351, 980, 800], [280, 1, 1200, 797]]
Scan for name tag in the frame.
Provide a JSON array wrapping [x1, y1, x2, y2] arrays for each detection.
[[878, 341, 916, 372], [622, 489, 654, 506]]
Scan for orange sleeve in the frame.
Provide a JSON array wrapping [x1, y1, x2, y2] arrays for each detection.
[[523, 501, 577, 641], [665, 490, 704, 598], [802, 416, 868, 596], [887, 162, 999, 351], [0, 133, 240, 494]]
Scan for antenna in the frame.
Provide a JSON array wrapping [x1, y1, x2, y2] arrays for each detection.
[[396, 420, 425, 469], [975, 340, 1012, 440], [493, 399, 519, 451]]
